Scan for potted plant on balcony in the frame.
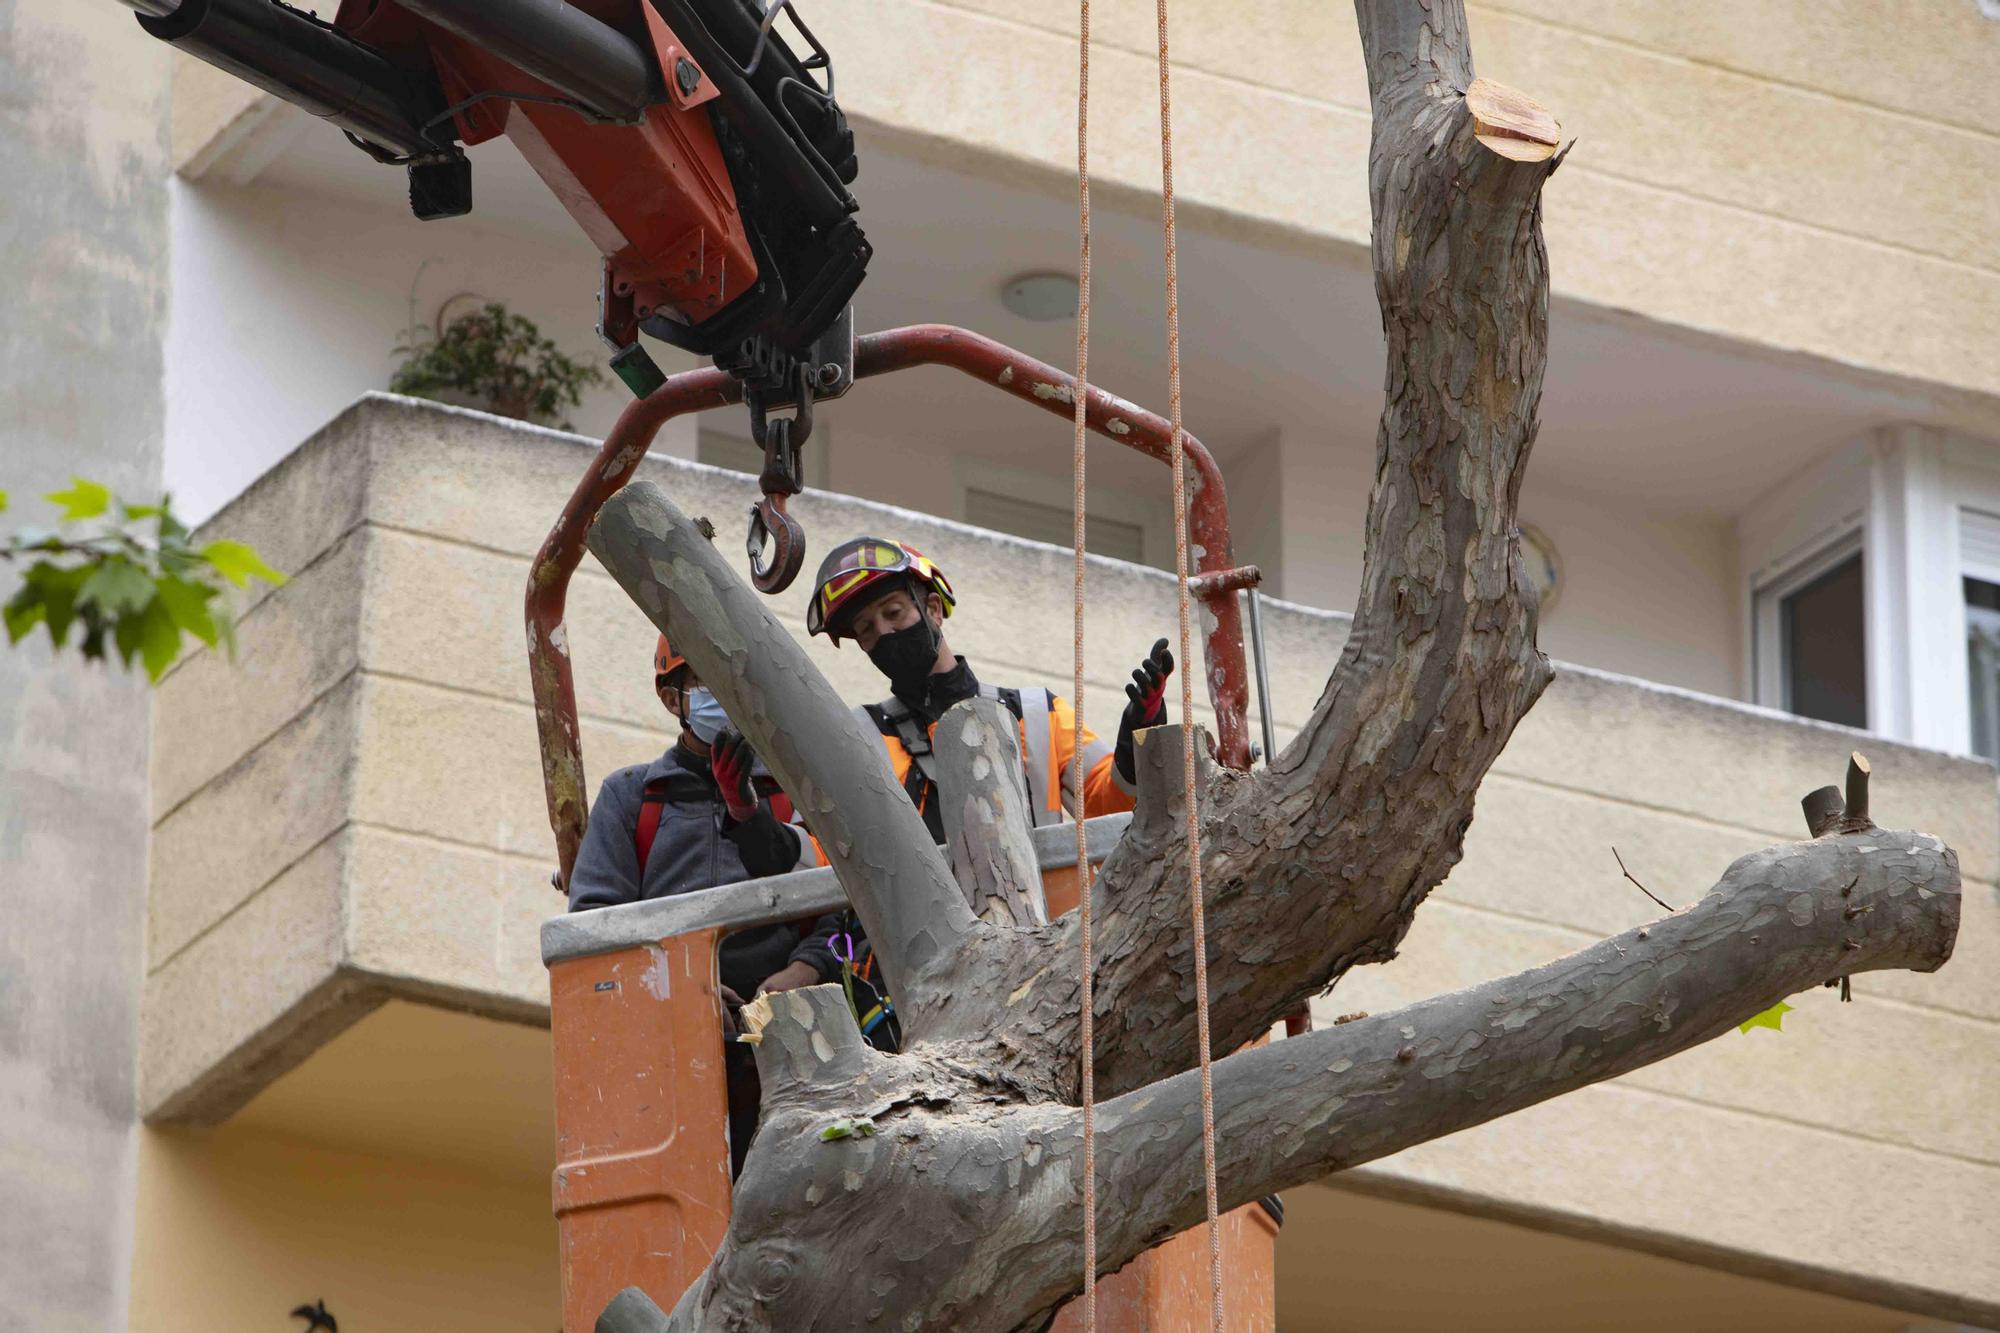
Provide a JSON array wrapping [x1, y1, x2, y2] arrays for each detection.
[[390, 299, 603, 428]]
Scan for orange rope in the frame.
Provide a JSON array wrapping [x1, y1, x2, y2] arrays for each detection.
[[1069, 0, 1098, 1324], [1152, 0, 1224, 1325]]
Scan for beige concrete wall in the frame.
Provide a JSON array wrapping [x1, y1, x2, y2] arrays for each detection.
[[1324, 670, 2000, 1325], [128, 1124, 556, 1332], [813, 0, 2000, 413], [146, 397, 1998, 1320], [1193, 429, 1745, 696], [0, 3, 173, 1330]]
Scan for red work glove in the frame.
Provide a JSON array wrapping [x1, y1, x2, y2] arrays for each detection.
[[1114, 638, 1175, 784], [711, 729, 760, 823], [1125, 637, 1174, 726]]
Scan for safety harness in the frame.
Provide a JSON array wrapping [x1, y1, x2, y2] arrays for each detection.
[[633, 769, 710, 869], [633, 759, 900, 1053], [633, 765, 796, 871], [860, 682, 1066, 829]]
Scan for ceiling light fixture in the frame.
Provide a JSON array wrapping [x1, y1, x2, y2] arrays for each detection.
[[999, 272, 1080, 323]]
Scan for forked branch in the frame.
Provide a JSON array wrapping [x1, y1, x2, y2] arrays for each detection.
[[588, 481, 979, 1026]]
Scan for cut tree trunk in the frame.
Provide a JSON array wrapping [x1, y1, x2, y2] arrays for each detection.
[[573, 0, 1964, 1326]]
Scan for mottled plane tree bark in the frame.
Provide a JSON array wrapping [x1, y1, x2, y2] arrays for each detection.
[[581, 2, 1962, 1328]]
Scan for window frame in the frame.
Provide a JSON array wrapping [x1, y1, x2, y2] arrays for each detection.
[[1751, 529, 1867, 722], [952, 457, 1172, 570]]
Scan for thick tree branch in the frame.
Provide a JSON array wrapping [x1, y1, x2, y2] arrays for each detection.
[[573, 6, 1971, 1331], [600, 828, 1959, 1333], [1084, 827, 1959, 1269], [935, 698, 1047, 928], [1354, 0, 1471, 104], [971, 0, 1566, 1100], [587, 482, 978, 1020]]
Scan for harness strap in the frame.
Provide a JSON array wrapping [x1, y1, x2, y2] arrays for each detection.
[[635, 796, 664, 871], [865, 691, 1039, 819], [861, 703, 933, 811], [1017, 687, 1061, 826], [633, 771, 712, 871]]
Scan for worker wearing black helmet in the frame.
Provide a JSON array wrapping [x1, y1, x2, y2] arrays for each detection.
[[807, 536, 1174, 839]]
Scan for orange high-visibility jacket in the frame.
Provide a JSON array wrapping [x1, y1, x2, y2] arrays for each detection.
[[860, 681, 1134, 832]]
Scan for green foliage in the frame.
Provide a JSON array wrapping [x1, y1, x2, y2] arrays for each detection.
[[45, 478, 110, 522], [1737, 1000, 1794, 1034], [2, 479, 286, 683], [390, 301, 605, 428], [818, 1117, 877, 1142]]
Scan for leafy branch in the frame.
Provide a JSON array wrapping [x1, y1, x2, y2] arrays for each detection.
[[390, 300, 604, 427], [1, 479, 286, 682]]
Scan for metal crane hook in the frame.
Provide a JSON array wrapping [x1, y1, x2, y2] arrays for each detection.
[[744, 365, 813, 593]]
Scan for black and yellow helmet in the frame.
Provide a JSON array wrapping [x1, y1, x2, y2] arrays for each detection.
[[806, 537, 956, 644]]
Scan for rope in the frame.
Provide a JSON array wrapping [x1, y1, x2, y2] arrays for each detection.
[[1069, 0, 1098, 1323], [1153, 0, 1225, 1325]]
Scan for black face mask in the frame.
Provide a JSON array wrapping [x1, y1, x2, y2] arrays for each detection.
[[867, 617, 939, 699]]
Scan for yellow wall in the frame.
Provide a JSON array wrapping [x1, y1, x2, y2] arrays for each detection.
[[130, 1125, 557, 1333]]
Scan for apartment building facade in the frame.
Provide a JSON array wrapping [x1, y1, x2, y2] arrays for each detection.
[[3, 1, 1997, 1329]]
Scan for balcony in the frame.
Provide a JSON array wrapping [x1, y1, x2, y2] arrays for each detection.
[[143, 394, 1999, 1324]]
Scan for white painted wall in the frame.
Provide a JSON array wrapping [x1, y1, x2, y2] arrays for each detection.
[[161, 177, 694, 524], [1214, 428, 1744, 698], [160, 168, 1759, 701]]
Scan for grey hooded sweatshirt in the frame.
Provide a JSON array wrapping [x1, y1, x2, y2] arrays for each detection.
[[566, 743, 843, 997]]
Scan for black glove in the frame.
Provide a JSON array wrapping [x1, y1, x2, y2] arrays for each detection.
[[1114, 638, 1174, 784]]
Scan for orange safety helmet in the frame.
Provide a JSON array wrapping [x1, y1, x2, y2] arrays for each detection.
[[806, 537, 956, 644], [653, 632, 689, 687]]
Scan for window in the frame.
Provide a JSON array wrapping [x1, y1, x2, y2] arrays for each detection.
[[963, 488, 1146, 564], [1965, 578, 2000, 762], [1779, 553, 1867, 728], [695, 428, 829, 488], [697, 432, 764, 476], [1753, 534, 1867, 730]]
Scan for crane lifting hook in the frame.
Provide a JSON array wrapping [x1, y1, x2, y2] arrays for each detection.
[[745, 364, 813, 593]]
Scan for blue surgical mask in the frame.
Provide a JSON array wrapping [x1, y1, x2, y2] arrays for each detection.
[[683, 687, 730, 745]]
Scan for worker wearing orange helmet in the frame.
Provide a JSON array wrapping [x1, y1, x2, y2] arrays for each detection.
[[569, 632, 834, 991], [808, 536, 1174, 839], [568, 632, 841, 1171]]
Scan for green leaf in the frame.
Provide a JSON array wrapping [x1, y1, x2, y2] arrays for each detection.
[[25, 562, 90, 647], [133, 595, 182, 682], [4, 584, 45, 644], [0, 489, 9, 513], [44, 478, 110, 522], [817, 1117, 876, 1142], [77, 559, 157, 617], [200, 539, 287, 588], [121, 501, 164, 521], [112, 601, 145, 667], [155, 575, 219, 647], [77, 611, 108, 662], [1738, 1000, 1794, 1035]]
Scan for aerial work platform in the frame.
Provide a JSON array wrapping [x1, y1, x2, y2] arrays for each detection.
[[541, 813, 1278, 1332]]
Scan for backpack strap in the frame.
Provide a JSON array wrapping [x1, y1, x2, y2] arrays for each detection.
[[633, 771, 709, 872], [635, 785, 667, 872]]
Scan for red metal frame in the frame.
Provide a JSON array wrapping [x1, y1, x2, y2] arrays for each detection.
[[528, 323, 1256, 887]]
